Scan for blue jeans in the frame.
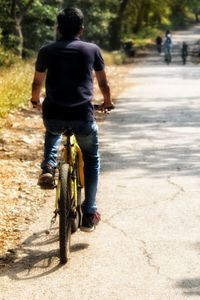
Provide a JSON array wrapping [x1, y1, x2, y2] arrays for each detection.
[[42, 119, 100, 214]]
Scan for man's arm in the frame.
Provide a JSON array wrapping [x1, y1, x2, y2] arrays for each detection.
[[95, 69, 114, 109], [31, 71, 46, 107]]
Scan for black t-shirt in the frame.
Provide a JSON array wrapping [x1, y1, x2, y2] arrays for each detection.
[[35, 37, 105, 120]]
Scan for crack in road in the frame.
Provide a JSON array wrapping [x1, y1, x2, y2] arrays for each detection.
[[139, 240, 160, 274], [102, 209, 131, 236], [102, 219, 128, 237], [167, 177, 185, 202]]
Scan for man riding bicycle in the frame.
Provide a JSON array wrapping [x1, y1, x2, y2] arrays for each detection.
[[30, 7, 114, 232]]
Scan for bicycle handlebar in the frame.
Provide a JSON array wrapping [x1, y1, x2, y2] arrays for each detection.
[[94, 104, 115, 113], [31, 99, 115, 114]]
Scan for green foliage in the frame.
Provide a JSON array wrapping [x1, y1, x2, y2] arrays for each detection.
[[23, 1, 57, 51], [0, 0, 57, 55], [135, 27, 159, 39], [0, 0, 200, 55], [62, 0, 118, 48]]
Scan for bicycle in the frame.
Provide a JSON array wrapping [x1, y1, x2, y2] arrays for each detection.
[[54, 128, 84, 264], [48, 104, 114, 264]]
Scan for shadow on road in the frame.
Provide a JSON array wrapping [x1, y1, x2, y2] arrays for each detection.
[[176, 277, 200, 297], [0, 227, 89, 280], [128, 66, 200, 80], [100, 95, 200, 177]]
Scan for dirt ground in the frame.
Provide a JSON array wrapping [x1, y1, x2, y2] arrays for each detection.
[[0, 64, 130, 258]]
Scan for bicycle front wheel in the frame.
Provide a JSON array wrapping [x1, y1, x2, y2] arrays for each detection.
[[71, 160, 82, 233], [59, 163, 71, 264]]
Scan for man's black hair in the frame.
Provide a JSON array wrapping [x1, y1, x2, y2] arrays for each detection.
[[57, 7, 84, 38]]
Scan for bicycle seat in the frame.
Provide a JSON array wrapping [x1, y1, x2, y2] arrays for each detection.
[[63, 128, 74, 136]]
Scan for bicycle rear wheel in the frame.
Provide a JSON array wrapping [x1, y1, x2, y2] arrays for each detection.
[[59, 163, 71, 264]]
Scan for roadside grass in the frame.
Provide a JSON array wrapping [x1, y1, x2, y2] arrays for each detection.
[[102, 50, 127, 65], [0, 60, 34, 127]]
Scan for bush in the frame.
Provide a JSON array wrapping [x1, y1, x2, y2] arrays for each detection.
[[0, 47, 19, 67], [102, 50, 127, 65]]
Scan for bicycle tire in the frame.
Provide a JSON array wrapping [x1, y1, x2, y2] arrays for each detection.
[[59, 163, 71, 264], [71, 161, 82, 233]]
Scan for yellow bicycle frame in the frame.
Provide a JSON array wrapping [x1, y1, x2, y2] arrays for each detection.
[[55, 133, 84, 211]]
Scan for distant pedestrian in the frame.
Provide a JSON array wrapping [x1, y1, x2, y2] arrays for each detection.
[[163, 33, 172, 63], [155, 36, 163, 54]]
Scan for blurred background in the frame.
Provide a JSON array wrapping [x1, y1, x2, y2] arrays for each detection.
[[0, 0, 200, 119]]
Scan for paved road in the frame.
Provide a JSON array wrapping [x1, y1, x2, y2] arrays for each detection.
[[1, 28, 200, 299]]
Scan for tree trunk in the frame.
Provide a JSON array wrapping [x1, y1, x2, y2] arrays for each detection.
[[195, 13, 199, 22], [134, 8, 144, 33], [15, 20, 23, 57], [109, 0, 129, 50], [10, 0, 34, 57], [134, 0, 147, 33]]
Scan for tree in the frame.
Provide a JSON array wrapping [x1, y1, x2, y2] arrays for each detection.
[[0, 0, 35, 56], [0, 0, 58, 56], [61, 0, 118, 49], [0, 0, 199, 56], [23, 0, 57, 54], [187, 0, 200, 22]]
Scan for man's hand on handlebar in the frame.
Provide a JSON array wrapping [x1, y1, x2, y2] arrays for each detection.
[[30, 98, 43, 111], [94, 101, 115, 113]]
